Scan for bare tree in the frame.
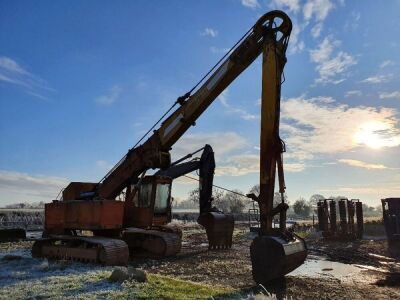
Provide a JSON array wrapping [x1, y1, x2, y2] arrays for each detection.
[[188, 188, 200, 204], [308, 194, 325, 206], [248, 184, 288, 206]]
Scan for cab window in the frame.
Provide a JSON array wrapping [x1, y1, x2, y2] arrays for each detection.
[[154, 183, 170, 214], [136, 183, 152, 208]]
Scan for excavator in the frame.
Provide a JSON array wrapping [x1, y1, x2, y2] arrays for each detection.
[[32, 143, 232, 263], [32, 10, 307, 283]]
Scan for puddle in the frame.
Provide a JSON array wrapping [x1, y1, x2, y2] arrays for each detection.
[[368, 253, 396, 261], [289, 255, 365, 282], [362, 235, 387, 241], [26, 231, 42, 239]]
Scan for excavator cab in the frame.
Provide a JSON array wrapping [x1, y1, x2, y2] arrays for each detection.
[[122, 175, 182, 257], [128, 176, 173, 228]]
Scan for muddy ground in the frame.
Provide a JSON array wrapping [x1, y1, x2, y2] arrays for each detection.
[[132, 223, 400, 299], [0, 224, 399, 299]]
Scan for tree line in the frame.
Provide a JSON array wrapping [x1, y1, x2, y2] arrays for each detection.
[[173, 185, 382, 218]]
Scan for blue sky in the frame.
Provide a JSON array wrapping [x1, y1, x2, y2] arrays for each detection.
[[0, 0, 399, 206]]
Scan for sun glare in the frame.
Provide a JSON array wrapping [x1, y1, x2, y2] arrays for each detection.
[[354, 121, 391, 149]]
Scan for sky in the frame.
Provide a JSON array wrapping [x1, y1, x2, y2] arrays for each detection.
[[0, 0, 399, 207]]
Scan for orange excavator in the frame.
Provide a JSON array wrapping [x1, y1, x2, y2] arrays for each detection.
[[32, 10, 306, 282], [32, 144, 233, 264]]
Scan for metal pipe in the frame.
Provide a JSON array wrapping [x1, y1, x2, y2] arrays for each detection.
[[347, 200, 355, 236], [338, 199, 347, 236], [317, 201, 324, 231], [355, 200, 363, 239], [329, 199, 337, 234]]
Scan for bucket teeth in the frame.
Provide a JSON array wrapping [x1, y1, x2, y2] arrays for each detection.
[[208, 242, 231, 250]]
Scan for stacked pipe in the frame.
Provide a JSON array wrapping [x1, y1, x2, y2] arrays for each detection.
[[355, 200, 364, 239], [317, 198, 363, 239], [347, 200, 355, 236], [329, 200, 337, 233], [339, 199, 347, 236], [317, 201, 328, 232]]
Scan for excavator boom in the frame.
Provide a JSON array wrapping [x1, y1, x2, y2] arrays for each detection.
[[98, 11, 293, 200], [249, 15, 307, 283]]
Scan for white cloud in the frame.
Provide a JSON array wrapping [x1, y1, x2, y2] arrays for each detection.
[[319, 182, 400, 205], [281, 96, 400, 159], [218, 90, 229, 107], [380, 60, 395, 69], [0, 56, 30, 75], [200, 28, 218, 38], [271, 1, 335, 50], [215, 154, 304, 177], [303, 0, 334, 22], [0, 170, 69, 205], [170, 132, 306, 177], [216, 154, 259, 176], [171, 132, 247, 161], [311, 22, 323, 38], [310, 37, 337, 62], [338, 159, 387, 170], [315, 51, 355, 82], [218, 89, 258, 121], [379, 91, 400, 100], [344, 11, 361, 31], [0, 56, 53, 99], [284, 163, 307, 172], [96, 160, 113, 170], [210, 46, 230, 54], [173, 175, 198, 186], [241, 0, 260, 9], [310, 36, 357, 84], [345, 90, 362, 97], [360, 74, 392, 84], [287, 19, 306, 54], [95, 85, 122, 105], [269, 0, 300, 13]]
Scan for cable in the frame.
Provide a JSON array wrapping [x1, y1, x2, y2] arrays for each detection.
[[183, 175, 250, 199]]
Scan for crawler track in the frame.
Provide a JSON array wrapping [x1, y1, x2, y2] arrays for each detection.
[[123, 228, 182, 257], [31, 235, 129, 265]]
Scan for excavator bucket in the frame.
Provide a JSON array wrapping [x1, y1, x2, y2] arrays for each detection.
[[198, 212, 234, 249], [250, 232, 307, 283]]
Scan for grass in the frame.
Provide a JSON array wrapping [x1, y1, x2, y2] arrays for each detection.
[[0, 252, 237, 300], [125, 274, 235, 300]]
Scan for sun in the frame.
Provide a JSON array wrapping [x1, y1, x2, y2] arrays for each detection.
[[354, 121, 391, 149]]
